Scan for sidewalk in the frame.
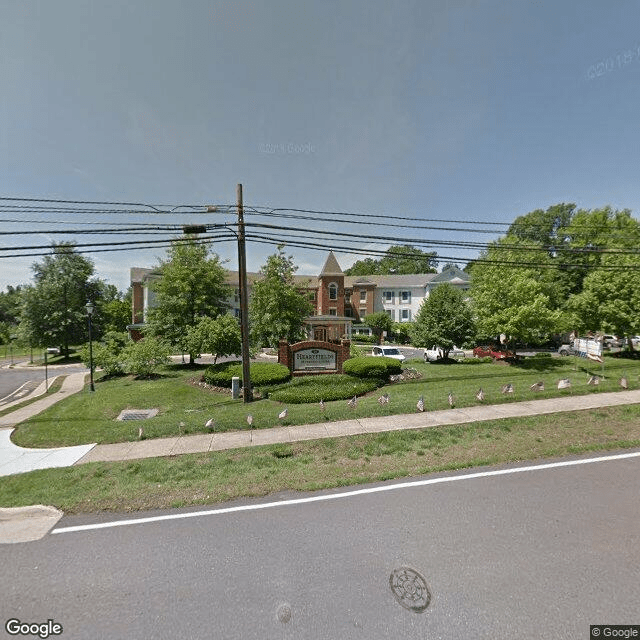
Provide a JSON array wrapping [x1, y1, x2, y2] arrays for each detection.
[[0, 372, 95, 476], [77, 388, 640, 465], [2, 367, 640, 476]]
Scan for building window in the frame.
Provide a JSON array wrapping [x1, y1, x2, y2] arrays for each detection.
[[329, 308, 337, 316], [360, 290, 367, 302], [329, 283, 338, 300], [359, 307, 367, 318], [401, 309, 411, 322], [383, 291, 394, 303], [401, 291, 411, 304], [345, 291, 351, 303], [345, 307, 353, 317], [385, 309, 394, 321]]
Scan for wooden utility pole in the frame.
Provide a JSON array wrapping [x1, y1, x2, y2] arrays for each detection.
[[237, 183, 253, 402]]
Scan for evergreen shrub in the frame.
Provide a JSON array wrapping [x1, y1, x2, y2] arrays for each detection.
[[342, 356, 403, 379], [203, 361, 291, 387]]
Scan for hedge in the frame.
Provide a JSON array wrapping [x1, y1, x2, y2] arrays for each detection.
[[267, 374, 383, 404], [342, 356, 403, 379], [203, 361, 291, 387]]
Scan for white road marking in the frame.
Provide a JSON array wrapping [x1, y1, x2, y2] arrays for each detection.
[[52, 450, 640, 535], [0, 381, 32, 404]]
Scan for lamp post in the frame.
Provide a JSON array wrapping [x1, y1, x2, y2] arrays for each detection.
[[85, 302, 95, 392]]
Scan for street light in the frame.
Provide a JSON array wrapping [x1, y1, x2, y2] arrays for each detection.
[[85, 301, 95, 392]]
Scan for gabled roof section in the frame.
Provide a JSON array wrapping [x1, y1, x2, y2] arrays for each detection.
[[319, 251, 344, 277], [430, 265, 470, 284]]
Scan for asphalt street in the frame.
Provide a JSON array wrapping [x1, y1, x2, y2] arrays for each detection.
[[2, 451, 638, 640]]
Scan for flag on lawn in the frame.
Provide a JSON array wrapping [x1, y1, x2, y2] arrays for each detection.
[[475, 388, 485, 402], [417, 395, 425, 412]]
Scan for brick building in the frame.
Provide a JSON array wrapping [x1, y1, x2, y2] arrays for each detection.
[[128, 251, 470, 341]]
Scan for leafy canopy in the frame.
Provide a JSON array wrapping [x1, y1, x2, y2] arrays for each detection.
[[145, 236, 229, 363], [249, 246, 314, 349], [411, 283, 475, 355], [344, 245, 437, 275]]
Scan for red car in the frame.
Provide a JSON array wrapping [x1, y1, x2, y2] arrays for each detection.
[[473, 345, 517, 361]]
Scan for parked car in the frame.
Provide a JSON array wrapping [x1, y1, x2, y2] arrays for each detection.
[[46, 347, 60, 356], [603, 335, 623, 349], [371, 346, 406, 362], [423, 345, 465, 362], [472, 345, 517, 361], [558, 343, 575, 356]]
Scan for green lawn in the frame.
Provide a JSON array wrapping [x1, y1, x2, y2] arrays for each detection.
[[2, 403, 639, 514], [10, 354, 640, 448]]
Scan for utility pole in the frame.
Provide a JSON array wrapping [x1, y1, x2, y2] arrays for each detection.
[[237, 183, 253, 402]]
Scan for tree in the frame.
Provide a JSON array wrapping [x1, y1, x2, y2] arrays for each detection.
[[566, 253, 640, 344], [19, 243, 102, 356], [249, 246, 314, 349], [96, 284, 131, 334], [470, 237, 564, 345], [363, 311, 393, 345], [184, 315, 242, 364], [145, 236, 230, 363], [121, 336, 172, 378], [411, 283, 475, 357], [345, 245, 437, 275]]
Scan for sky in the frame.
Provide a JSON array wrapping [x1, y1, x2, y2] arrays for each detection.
[[2, 0, 640, 292]]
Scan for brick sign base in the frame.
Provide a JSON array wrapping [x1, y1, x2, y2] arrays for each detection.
[[279, 339, 351, 376]]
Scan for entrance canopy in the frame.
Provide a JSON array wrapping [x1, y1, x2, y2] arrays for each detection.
[[304, 315, 353, 343]]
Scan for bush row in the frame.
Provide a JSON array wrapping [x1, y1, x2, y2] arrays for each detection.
[[342, 356, 403, 378], [202, 361, 291, 387], [267, 374, 383, 404]]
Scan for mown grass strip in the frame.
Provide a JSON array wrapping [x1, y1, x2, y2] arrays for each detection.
[[10, 356, 640, 449], [1, 403, 639, 514]]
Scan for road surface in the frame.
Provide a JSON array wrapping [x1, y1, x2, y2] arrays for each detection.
[[2, 451, 639, 639]]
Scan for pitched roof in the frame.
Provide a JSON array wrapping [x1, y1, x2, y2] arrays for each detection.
[[344, 273, 438, 288], [319, 251, 344, 276]]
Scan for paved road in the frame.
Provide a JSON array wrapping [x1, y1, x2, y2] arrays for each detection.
[[2, 452, 638, 639], [0, 362, 86, 406]]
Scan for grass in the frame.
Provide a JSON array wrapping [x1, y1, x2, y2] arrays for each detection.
[[10, 355, 640, 448], [1, 403, 639, 513]]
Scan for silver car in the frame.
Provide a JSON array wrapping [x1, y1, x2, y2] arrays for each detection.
[[371, 346, 406, 362]]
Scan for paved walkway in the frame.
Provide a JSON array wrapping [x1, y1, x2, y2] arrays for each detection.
[[78, 388, 640, 464], [0, 372, 95, 476], [1, 366, 640, 476]]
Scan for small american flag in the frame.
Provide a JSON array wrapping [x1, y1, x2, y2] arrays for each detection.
[[416, 395, 425, 412], [475, 388, 485, 402]]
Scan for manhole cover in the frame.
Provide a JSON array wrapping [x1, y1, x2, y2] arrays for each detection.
[[389, 567, 431, 613], [117, 409, 159, 421]]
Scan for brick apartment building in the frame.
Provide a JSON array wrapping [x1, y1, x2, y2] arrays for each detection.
[[129, 251, 470, 341]]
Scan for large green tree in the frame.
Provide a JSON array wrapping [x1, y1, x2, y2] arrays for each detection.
[[0, 285, 23, 345], [470, 237, 564, 345], [345, 245, 437, 275], [411, 283, 475, 357], [145, 236, 229, 363], [249, 247, 314, 349], [19, 244, 102, 356]]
